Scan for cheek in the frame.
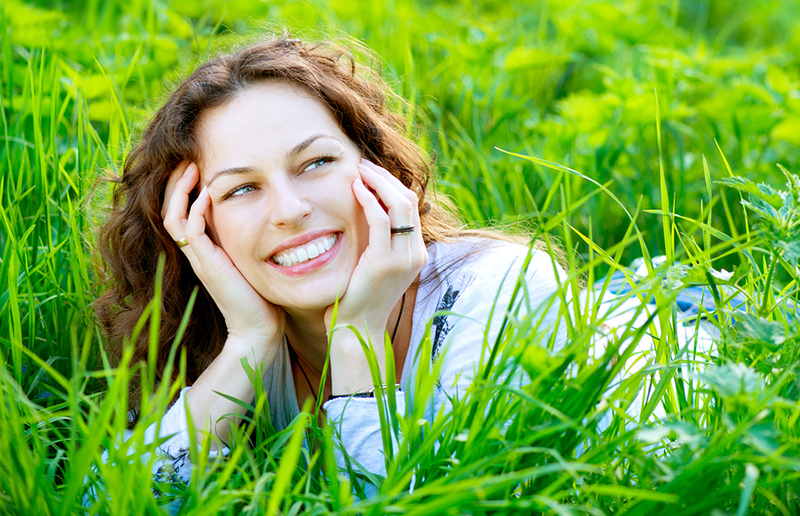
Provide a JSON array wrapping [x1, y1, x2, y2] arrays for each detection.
[[329, 175, 363, 222], [313, 167, 359, 213], [314, 172, 369, 248], [207, 205, 261, 260], [337, 182, 370, 246]]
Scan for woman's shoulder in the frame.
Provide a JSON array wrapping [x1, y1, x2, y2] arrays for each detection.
[[422, 237, 562, 300], [414, 238, 566, 362], [427, 238, 557, 278]]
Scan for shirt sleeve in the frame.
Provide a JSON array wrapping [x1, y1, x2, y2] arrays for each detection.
[[84, 387, 218, 515], [428, 246, 566, 422], [144, 386, 229, 484], [132, 339, 293, 486], [323, 394, 406, 498], [134, 387, 230, 486], [87, 343, 292, 512], [322, 244, 566, 496]]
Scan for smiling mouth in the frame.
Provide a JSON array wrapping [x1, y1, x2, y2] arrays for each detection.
[[271, 233, 339, 267]]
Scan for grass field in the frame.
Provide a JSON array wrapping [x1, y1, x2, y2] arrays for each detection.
[[2, 0, 800, 514]]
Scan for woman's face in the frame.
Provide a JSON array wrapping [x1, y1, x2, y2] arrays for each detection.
[[195, 82, 369, 314]]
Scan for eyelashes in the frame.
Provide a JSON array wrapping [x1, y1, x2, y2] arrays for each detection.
[[305, 156, 333, 171], [223, 184, 256, 200], [219, 155, 339, 201]]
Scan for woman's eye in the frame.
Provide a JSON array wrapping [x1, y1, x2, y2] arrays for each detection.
[[304, 157, 332, 172], [225, 184, 256, 199]]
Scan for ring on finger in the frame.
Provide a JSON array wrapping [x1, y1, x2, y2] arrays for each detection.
[[175, 238, 189, 248], [390, 225, 415, 236]]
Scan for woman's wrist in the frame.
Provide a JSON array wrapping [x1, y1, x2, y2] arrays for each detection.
[[328, 325, 387, 395], [327, 383, 400, 402], [327, 310, 389, 337], [222, 332, 281, 367]]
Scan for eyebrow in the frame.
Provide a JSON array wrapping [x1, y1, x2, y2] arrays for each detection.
[[204, 134, 341, 189]]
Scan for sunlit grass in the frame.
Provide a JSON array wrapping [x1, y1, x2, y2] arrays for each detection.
[[2, 0, 800, 514]]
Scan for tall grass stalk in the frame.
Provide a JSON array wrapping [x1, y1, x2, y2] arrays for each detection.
[[2, 1, 800, 514]]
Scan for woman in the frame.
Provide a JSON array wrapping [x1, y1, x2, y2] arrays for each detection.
[[95, 35, 565, 498]]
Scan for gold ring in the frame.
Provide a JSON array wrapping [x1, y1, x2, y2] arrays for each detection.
[[176, 238, 189, 248]]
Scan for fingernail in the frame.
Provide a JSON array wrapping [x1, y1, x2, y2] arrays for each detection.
[[183, 163, 194, 177]]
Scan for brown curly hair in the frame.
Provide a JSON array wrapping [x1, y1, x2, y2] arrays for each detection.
[[94, 34, 496, 414]]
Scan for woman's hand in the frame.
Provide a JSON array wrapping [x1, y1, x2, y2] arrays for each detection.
[[325, 159, 428, 392], [162, 161, 285, 353]]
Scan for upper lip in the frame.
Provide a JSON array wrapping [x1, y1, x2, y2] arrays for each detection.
[[268, 229, 338, 258]]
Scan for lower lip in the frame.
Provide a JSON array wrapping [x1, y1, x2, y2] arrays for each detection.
[[268, 233, 342, 277]]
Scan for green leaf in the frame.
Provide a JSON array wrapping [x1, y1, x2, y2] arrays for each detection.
[[775, 240, 800, 266], [744, 424, 780, 455], [638, 421, 704, 451], [718, 177, 783, 207], [700, 363, 763, 398], [736, 464, 760, 516], [737, 313, 789, 346]]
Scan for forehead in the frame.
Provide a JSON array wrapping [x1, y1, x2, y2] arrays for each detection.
[[195, 82, 345, 170]]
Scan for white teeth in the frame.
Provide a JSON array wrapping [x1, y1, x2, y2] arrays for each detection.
[[296, 248, 309, 262], [273, 233, 338, 266]]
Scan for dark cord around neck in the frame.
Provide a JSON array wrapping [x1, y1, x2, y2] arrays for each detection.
[[291, 291, 407, 405], [391, 292, 407, 344]]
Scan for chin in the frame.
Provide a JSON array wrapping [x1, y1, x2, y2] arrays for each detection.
[[272, 288, 345, 314], [255, 262, 355, 314]]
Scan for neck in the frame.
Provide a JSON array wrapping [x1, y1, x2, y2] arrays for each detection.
[[284, 308, 330, 376], [282, 284, 415, 380]]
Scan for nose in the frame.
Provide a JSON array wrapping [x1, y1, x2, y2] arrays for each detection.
[[266, 176, 311, 228]]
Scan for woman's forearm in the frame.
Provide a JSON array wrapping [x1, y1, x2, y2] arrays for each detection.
[[329, 323, 387, 396], [183, 335, 281, 447]]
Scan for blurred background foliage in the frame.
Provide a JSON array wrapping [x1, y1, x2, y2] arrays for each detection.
[[2, 2, 800, 513], [4, 0, 800, 263]]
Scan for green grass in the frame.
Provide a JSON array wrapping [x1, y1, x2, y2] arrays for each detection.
[[2, 0, 800, 514]]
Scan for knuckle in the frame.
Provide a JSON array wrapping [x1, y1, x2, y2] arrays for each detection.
[[410, 250, 428, 271], [374, 213, 391, 228], [399, 203, 414, 219], [403, 189, 418, 203], [163, 219, 177, 234], [183, 229, 200, 243]]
